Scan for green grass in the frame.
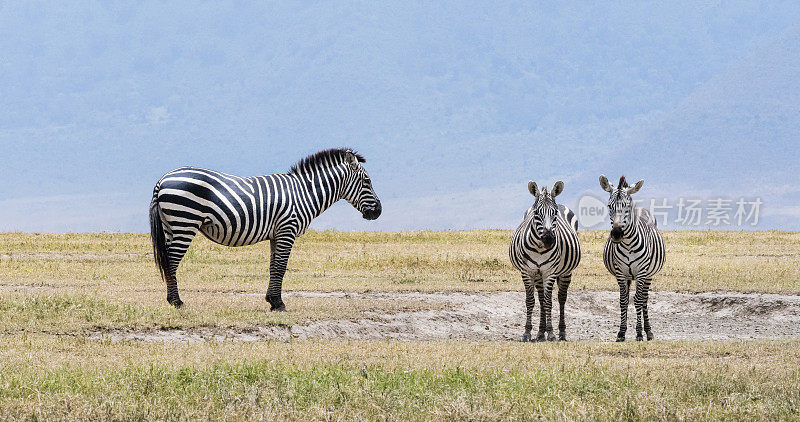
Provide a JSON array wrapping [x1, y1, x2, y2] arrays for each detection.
[[0, 292, 446, 335], [0, 336, 798, 420]]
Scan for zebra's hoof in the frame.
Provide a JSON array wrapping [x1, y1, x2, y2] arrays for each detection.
[[265, 295, 286, 311], [616, 336, 625, 342], [646, 331, 654, 341], [558, 334, 567, 342], [636, 336, 643, 341], [168, 298, 183, 308], [535, 333, 546, 342], [547, 334, 557, 342], [521, 333, 532, 342]]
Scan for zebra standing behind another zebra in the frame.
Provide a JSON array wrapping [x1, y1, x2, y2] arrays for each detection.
[[509, 181, 581, 342], [149, 148, 382, 311], [599, 175, 665, 342]]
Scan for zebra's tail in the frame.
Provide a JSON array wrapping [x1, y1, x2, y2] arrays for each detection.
[[149, 185, 169, 282]]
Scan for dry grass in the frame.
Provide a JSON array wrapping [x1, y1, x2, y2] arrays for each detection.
[[1, 230, 797, 335], [2, 230, 799, 296], [0, 230, 798, 420]]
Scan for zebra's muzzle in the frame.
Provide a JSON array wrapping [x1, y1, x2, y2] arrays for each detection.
[[610, 226, 623, 242], [362, 203, 382, 220], [541, 231, 556, 249]]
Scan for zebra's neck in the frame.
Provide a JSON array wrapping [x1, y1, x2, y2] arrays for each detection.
[[290, 162, 350, 219], [525, 218, 552, 251], [620, 207, 645, 244]]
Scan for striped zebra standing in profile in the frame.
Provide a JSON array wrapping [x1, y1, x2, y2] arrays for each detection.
[[149, 148, 382, 311], [599, 175, 665, 342], [509, 181, 581, 342]]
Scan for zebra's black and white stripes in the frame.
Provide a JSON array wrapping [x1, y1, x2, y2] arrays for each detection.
[[149, 148, 381, 310], [509, 181, 581, 342], [149, 156, 669, 343], [600, 175, 666, 342]]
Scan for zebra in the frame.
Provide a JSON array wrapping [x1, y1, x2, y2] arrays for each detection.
[[149, 148, 382, 311], [509, 181, 581, 342], [599, 175, 665, 342]]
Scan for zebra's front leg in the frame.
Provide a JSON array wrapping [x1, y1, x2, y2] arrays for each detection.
[[534, 277, 547, 341], [542, 275, 557, 341], [265, 237, 295, 312], [639, 277, 654, 340], [521, 273, 535, 342], [633, 278, 647, 341], [557, 274, 571, 341], [616, 277, 631, 342]]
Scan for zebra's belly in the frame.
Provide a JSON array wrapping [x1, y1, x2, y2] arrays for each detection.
[[199, 223, 230, 245], [199, 222, 270, 247], [611, 258, 636, 278], [522, 255, 562, 276], [610, 254, 655, 279]]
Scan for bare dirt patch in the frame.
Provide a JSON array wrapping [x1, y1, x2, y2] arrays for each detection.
[[0, 252, 142, 261], [90, 326, 292, 343], [93, 290, 800, 342]]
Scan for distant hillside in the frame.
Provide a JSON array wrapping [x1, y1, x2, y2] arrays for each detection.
[[1, 2, 799, 231], [622, 25, 800, 189]]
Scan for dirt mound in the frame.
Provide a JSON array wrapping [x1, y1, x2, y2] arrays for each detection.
[[94, 290, 800, 342]]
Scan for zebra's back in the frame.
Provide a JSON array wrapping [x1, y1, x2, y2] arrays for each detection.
[[156, 167, 297, 247]]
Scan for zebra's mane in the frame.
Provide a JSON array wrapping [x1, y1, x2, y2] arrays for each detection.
[[616, 175, 628, 199], [289, 148, 366, 175]]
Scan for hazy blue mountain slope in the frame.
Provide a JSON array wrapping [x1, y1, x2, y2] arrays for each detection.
[[1, 2, 799, 230], [616, 25, 800, 189]]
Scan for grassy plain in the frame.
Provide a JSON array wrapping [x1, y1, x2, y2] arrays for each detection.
[[1, 336, 798, 420], [0, 230, 799, 420], [2, 230, 799, 293]]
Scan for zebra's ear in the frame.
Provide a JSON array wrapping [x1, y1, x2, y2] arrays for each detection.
[[552, 181, 564, 198], [345, 152, 359, 170], [627, 180, 644, 195], [599, 175, 613, 193], [528, 181, 539, 197]]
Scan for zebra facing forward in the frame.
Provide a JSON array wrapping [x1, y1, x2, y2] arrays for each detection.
[[149, 148, 382, 311], [509, 181, 581, 342], [599, 175, 665, 342]]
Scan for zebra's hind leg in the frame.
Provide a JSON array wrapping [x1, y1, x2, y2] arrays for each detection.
[[616, 277, 631, 342], [165, 274, 182, 308], [163, 228, 199, 308], [521, 273, 535, 342], [557, 274, 571, 341], [265, 236, 296, 312]]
